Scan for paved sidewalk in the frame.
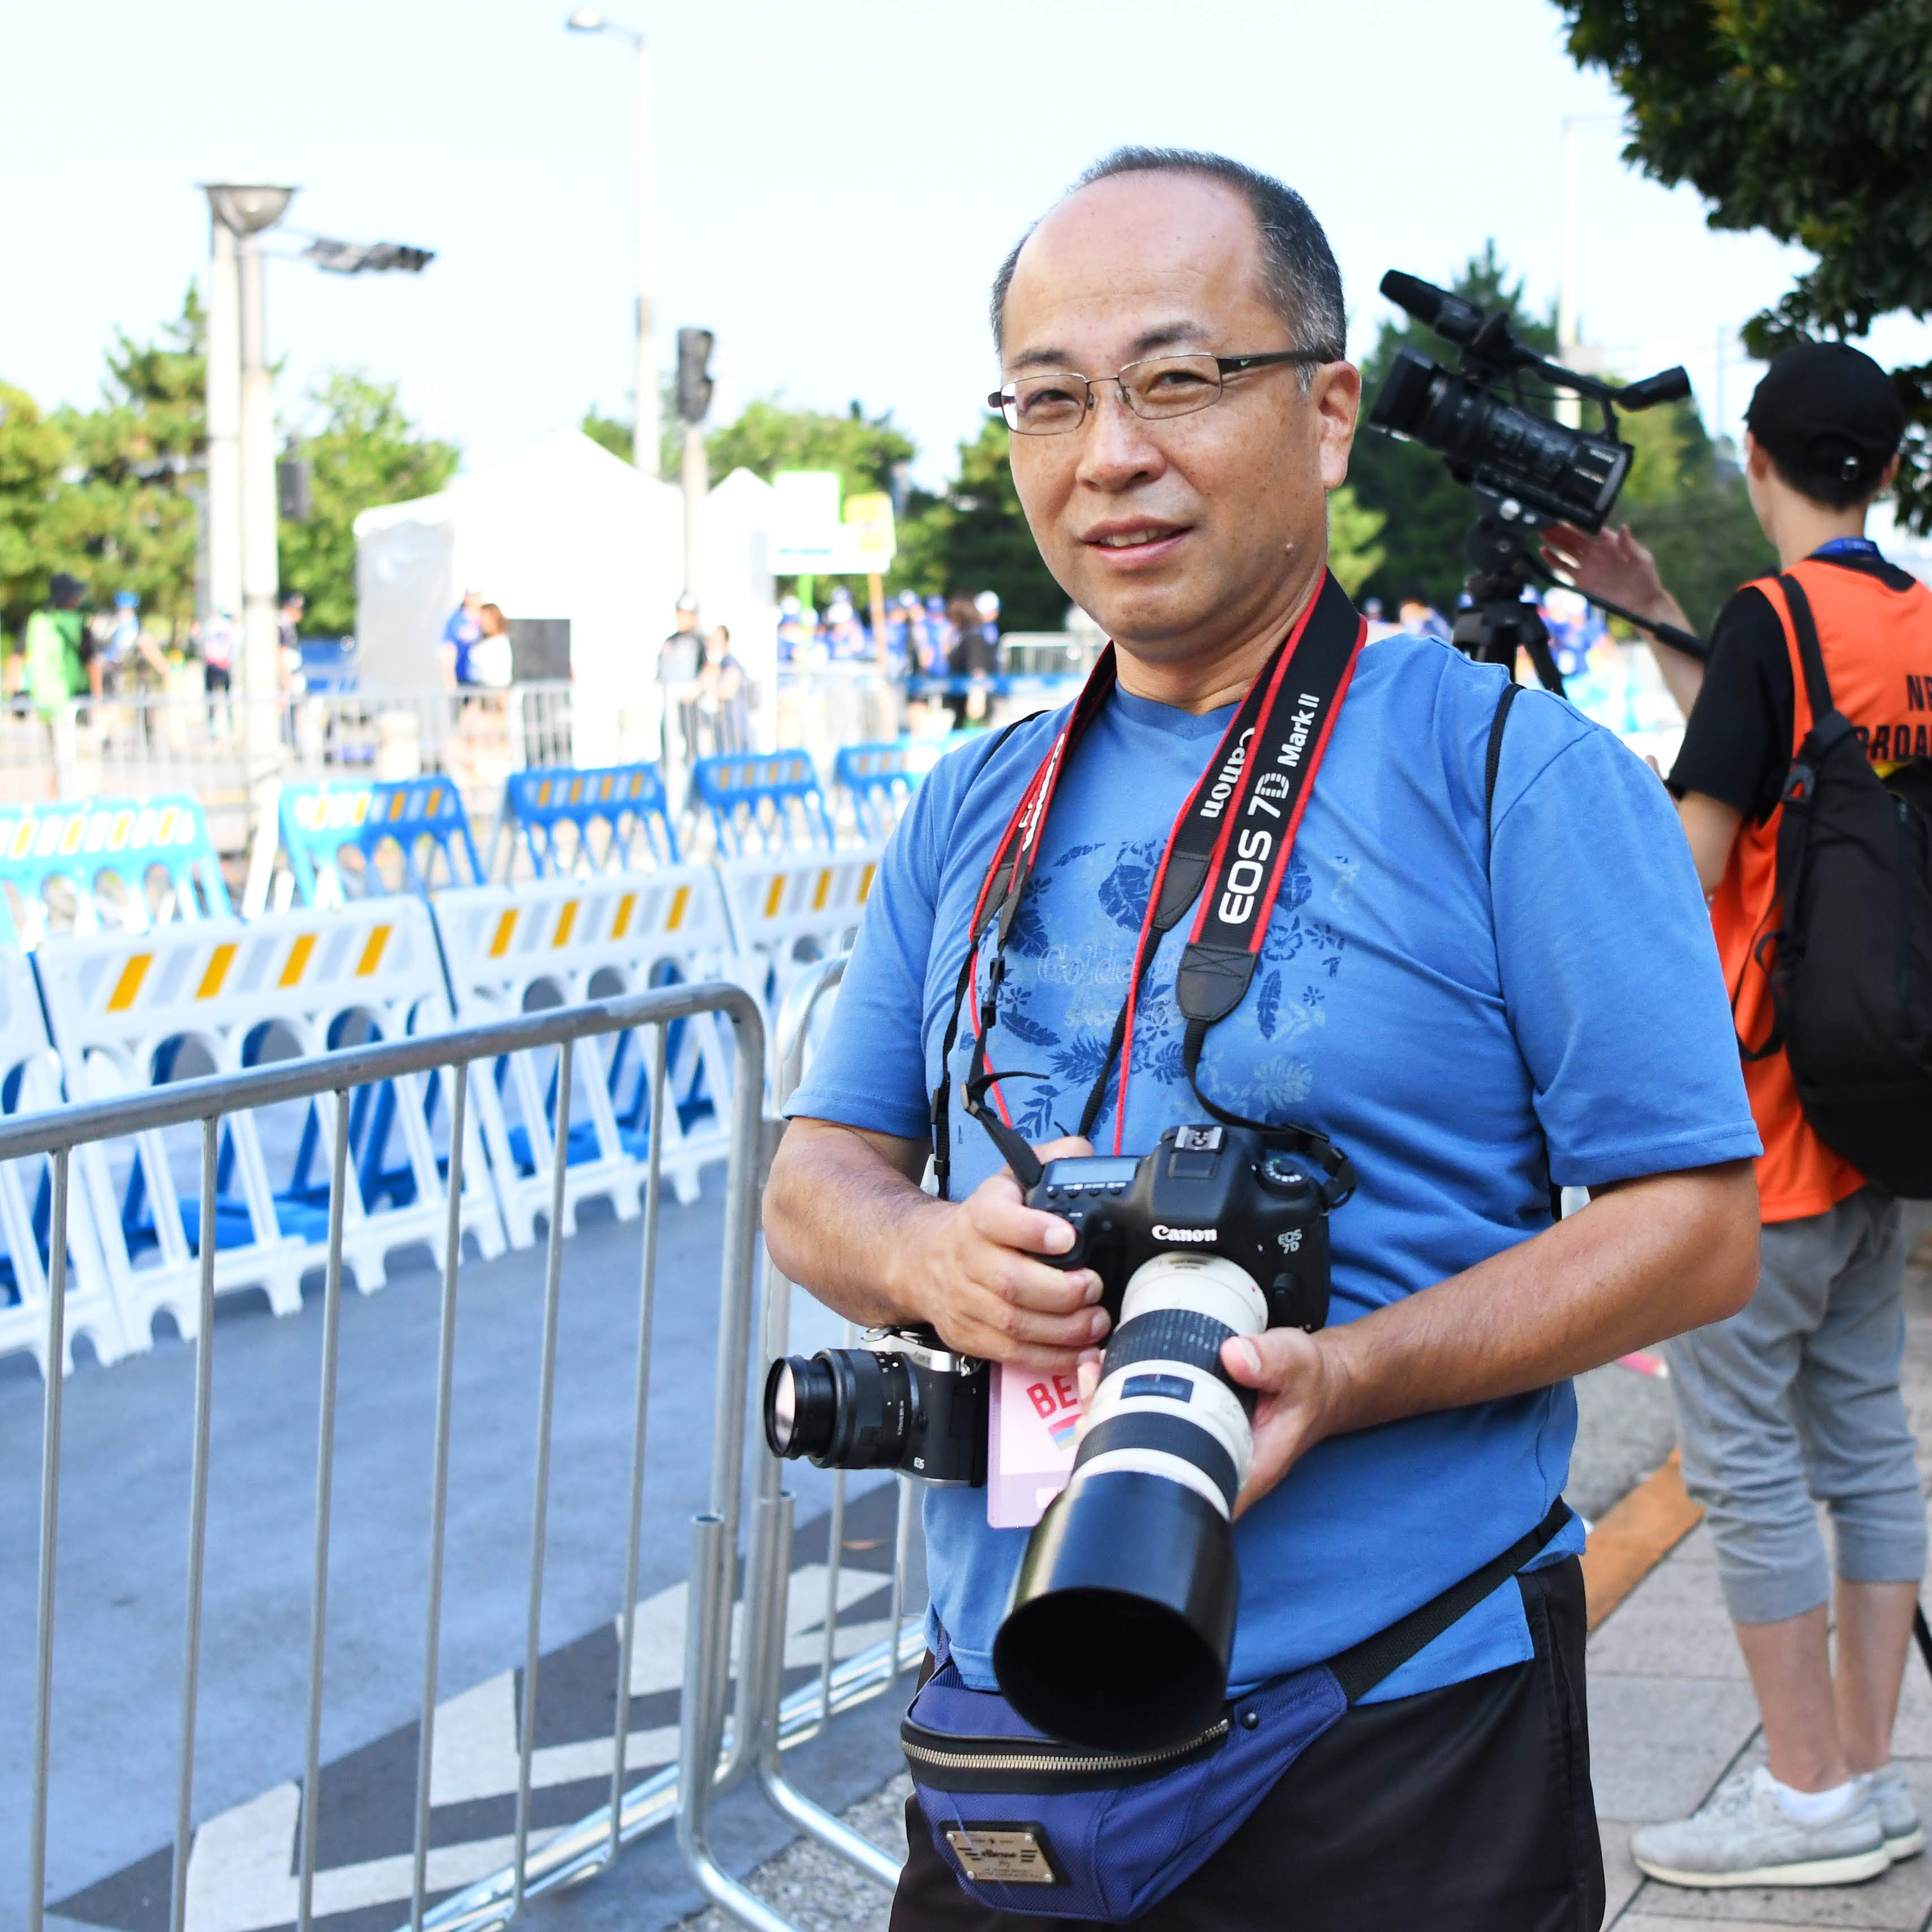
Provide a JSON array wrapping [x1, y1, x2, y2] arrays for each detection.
[[1593, 1253, 1932, 1932]]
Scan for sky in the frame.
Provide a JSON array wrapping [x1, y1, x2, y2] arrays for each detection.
[[6, 0, 1929, 493]]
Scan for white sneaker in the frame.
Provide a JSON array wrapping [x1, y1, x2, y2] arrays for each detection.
[[1631, 1767, 1888, 1888], [1863, 1765, 1925, 1861]]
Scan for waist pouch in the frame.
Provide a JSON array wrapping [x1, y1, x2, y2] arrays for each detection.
[[901, 1500, 1571, 1922]]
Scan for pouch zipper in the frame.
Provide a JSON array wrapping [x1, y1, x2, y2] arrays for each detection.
[[902, 1716, 1230, 1780]]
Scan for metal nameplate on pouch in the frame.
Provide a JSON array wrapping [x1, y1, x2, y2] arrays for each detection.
[[945, 1824, 1061, 1885]]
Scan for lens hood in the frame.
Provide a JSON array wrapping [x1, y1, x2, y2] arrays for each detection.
[[993, 1469, 1238, 1751]]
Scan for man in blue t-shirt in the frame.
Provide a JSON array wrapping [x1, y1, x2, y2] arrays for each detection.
[[769, 146, 1762, 1931]]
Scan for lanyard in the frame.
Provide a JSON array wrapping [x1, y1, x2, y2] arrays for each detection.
[[1811, 536, 1883, 563], [931, 570, 1363, 1203]]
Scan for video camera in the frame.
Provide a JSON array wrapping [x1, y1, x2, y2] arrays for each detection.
[[1367, 270, 1705, 687]]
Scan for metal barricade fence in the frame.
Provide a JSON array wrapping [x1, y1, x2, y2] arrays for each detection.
[[711, 952, 920, 1921], [15, 957, 928, 1932], [14, 980, 759, 1932]]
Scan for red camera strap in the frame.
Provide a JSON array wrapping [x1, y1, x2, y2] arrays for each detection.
[[933, 573, 1363, 1199]]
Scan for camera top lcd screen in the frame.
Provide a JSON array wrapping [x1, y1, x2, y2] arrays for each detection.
[[1039, 1158, 1141, 1190]]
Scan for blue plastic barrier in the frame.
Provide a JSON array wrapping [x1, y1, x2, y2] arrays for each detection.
[[690, 751, 838, 856], [497, 763, 680, 878], [0, 796, 230, 947], [834, 743, 918, 844], [275, 777, 485, 906]]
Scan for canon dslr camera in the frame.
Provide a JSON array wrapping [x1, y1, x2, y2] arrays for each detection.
[[764, 1124, 1338, 1748]]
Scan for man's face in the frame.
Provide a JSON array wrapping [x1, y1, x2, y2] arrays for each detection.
[[999, 173, 1359, 665]]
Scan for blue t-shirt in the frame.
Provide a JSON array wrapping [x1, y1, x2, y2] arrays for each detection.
[[790, 631, 1759, 1701], [443, 606, 482, 684]]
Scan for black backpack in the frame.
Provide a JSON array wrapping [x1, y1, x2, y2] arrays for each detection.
[[1746, 572, 1932, 1198]]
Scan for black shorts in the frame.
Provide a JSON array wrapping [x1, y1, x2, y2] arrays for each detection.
[[891, 1556, 1603, 1932]]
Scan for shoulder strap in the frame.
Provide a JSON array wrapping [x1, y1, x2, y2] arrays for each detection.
[[1774, 571, 1836, 732], [1485, 678, 1522, 844], [1328, 1499, 1572, 1701], [1482, 679, 1563, 1221], [928, 710, 1052, 1202]]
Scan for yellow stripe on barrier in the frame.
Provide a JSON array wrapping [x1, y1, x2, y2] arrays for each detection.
[[811, 870, 832, 912], [763, 876, 787, 920], [552, 900, 580, 948], [664, 885, 688, 932], [106, 953, 153, 1014], [614, 892, 638, 938], [859, 863, 876, 901], [195, 943, 238, 1001], [279, 933, 317, 988], [356, 924, 393, 978], [488, 909, 518, 958]]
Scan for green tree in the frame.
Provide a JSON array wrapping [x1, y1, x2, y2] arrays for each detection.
[[1326, 485, 1386, 598], [892, 418, 1068, 630], [0, 384, 73, 640], [42, 286, 208, 636], [1557, 0, 1932, 529], [278, 373, 459, 636], [580, 406, 634, 463], [1349, 243, 1560, 613], [1615, 397, 1775, 634], [705, 397, 915, 504]]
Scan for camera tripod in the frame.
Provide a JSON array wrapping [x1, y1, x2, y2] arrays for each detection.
[[1448, 492, 1567, 696]]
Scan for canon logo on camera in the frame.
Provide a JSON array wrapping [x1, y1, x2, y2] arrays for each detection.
[[1151, 1224, 1218, 1243]]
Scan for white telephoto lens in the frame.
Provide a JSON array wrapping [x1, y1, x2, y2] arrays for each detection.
[[1118, 1253, 1268, 1336], [1083, 1362, 1254, 1492]]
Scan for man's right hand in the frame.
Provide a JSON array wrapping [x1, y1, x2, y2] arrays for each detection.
[[902, 1136, 1111, 1372]]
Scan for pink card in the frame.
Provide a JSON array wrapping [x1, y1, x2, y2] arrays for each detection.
[[987, 1361, 1081, 1528]]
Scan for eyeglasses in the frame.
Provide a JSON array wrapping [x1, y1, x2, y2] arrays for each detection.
[[987, 348, 1339, 436]]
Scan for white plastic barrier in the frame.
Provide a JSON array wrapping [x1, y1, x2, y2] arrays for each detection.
[[432, 867, 739, 1242], [0, 946, 123, 1375], [33, 900, 505, 1342], [713, 846, 881, 1068]]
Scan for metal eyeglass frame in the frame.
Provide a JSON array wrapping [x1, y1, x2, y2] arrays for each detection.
[[987, 347, 1340, 434]]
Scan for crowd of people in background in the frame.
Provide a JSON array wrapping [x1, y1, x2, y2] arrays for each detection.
[[2, 573, 314, 721]]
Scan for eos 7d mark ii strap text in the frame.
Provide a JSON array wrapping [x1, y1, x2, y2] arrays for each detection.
[[934, 570, 1363, 1204]]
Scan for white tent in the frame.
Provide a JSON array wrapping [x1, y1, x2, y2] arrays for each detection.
[[353, 430, 685, 712], [694, 466, 780, 743]]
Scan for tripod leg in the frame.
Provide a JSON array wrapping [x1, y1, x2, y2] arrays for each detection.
[[1525, 636, 1566, 697]]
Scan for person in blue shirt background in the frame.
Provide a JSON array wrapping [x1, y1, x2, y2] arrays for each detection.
[[767, 145, 1762, 1930], [440, 589, 483, 688]]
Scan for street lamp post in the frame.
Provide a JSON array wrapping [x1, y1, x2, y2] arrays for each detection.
[[203, 184, 296, 791], [567, 11, 658, 477], [204, 217, 242, 636]]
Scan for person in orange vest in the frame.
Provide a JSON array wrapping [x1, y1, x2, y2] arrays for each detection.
[[1547, 341, 1928, 1890]]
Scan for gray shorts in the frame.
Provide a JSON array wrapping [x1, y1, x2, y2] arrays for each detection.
[[1664, 1185, 1926, 1625]]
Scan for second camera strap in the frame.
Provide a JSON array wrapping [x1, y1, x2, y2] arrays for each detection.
[[939, 571, 1363, 1200]]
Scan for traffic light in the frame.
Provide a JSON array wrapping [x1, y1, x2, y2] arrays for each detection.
[[676, 328, 715, 425], [277, 447, 313, 522]]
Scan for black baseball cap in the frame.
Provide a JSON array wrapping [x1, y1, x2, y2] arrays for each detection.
[[1746, 341, 1903, 496]]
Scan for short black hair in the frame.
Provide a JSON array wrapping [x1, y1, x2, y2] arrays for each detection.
[[989, 147, 1345, 372]]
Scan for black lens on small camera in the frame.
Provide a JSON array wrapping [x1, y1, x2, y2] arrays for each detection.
[[761, 1346, 916, 1470], [764, 1354, 838, 1460]]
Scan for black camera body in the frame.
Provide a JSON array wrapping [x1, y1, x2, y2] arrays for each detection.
[[1025, 1123, 1330, 1334]]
